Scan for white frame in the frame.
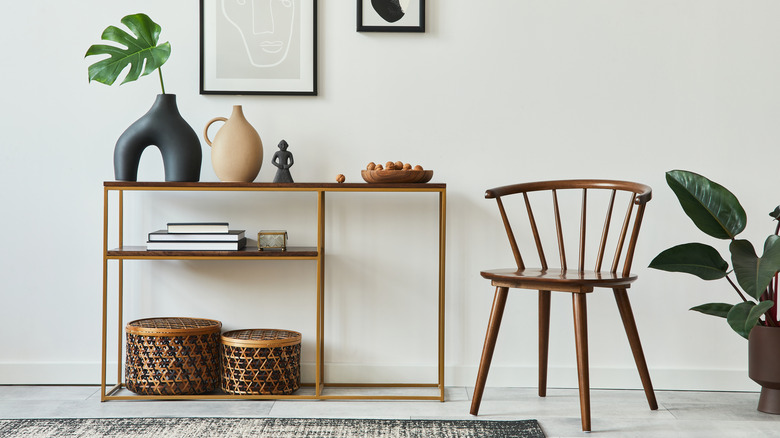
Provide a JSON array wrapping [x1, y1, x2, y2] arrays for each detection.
[[200, 0, 317, 95]]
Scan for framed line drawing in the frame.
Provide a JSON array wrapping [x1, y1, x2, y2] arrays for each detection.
[[200, 0, 317, 95], [357, 0, 425, 33]]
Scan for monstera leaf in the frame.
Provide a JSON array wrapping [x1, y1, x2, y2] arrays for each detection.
[[85, 13, 170, 91], [665, 170, 746, 240]]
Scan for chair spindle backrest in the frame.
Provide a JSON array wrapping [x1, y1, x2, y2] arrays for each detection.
[[486, 180, 652, 275]]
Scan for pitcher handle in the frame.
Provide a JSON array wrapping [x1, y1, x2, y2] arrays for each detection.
[[203, 117, 228, 147]]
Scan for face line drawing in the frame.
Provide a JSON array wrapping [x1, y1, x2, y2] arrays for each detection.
[[221, 0, 295, 68]]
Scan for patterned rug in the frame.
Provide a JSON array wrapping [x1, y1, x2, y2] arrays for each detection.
[[0, 417, 545, 437]]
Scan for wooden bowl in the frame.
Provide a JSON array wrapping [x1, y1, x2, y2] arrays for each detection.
[[361, 169, 433, 184]]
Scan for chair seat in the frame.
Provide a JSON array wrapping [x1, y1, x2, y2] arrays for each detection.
[[481, 268, 637, 293]]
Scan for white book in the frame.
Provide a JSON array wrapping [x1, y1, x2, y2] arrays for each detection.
[[148, 230, 245, 242], [146, 238, 247, 251]]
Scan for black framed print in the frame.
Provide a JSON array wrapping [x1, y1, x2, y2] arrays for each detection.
[[357, 0, 425, 33], [200, 0, 317, 95]]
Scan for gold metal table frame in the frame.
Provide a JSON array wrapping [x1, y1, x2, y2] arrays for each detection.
[[101, 182, 446, 401]]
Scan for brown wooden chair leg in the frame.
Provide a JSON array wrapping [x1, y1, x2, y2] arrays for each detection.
[[470, 286, 509, 415], [572, 293, 591, 432], [613, 288, 658, 411], [538, 290, 551, 397]]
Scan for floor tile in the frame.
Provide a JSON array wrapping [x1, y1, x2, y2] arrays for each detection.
[[2, 386, 778, 437], [269, 399, 467, 419], [470, 387, 674, 420], [541, 418, 780, 438], [318, 386, 446, 398], [0, 386, 98, 401]]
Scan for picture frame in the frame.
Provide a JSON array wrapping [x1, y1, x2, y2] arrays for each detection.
[[357, 0, 425, 33], [200, 0, 317, 96]]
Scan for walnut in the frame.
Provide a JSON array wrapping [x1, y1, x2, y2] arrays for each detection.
[[375, 164, 384, 170], [367, 162, 376, 170], [413, 165, 423, 171], [385, 161, 396, 170], [394, 161, 403, 170], [336, 174, 346, 183], [403, 163, 412, 170]]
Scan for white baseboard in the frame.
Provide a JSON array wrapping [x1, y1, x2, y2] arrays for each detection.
[[450, 365, 760, 392], [0, 362, 101, 385], [0, 362, 760, 392]]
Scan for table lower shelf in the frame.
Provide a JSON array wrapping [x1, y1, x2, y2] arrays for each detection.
[[102, 383, 445, 401], [106, 246, 319, 259]]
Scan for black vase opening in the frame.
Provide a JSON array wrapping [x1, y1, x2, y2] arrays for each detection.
[[114, 94, 202, 182]]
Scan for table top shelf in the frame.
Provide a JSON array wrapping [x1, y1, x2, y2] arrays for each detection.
[[107, 246, 319, 259], [104, 181, 446, 192]]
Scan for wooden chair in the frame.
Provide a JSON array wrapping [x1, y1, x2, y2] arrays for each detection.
[[469, 180, 658, 432]]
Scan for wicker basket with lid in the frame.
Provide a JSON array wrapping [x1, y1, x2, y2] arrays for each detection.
[[221, 328, 301, 395], [125, 317, 222, 395]]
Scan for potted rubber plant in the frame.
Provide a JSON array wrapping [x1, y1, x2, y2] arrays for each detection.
[[649, 169, 780, 413], [85, 13, 201, 182]]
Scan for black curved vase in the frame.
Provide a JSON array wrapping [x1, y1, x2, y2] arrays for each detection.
[[114, 94, 202, 182]]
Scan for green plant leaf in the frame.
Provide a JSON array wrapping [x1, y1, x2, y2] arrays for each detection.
[[727, 301, 757, 339], [771, 206, 780, 220], [85, 13, 170, 87], [746, 300, 774, 332], [649, 243, 728, 280], [665, 170, 746, 240], [730, 236, 780, 301], [690, 303, 733, 318]]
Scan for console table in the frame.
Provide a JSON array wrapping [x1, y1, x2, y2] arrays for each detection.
[[101, 181, 446, 401]]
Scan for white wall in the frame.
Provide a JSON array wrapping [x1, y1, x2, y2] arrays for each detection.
[[2, 0, 778, 391]]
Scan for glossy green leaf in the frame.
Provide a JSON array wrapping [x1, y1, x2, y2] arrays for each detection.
[[649, 243, 728, 280], [771, 206, 780, 220], [727, 302, 756, 339], [730, 236, 780, 301], [746, 300, 774, 332], [690, 303, 733, 318], [665, 170, 746, 240], [85, 14, 170, 87]]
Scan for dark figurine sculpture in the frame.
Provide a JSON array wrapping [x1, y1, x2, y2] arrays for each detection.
[[114, 94, 202, 182], [272, 140, 294, 183]]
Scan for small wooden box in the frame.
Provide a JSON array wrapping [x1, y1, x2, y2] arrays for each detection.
[[257, 230, 287, 250]]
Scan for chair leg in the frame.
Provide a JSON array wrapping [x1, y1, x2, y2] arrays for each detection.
[[538, 290, 551, 397], [572, 293, 591, 432], [470, 286, 509, 416], [613, 288, 658, 411]]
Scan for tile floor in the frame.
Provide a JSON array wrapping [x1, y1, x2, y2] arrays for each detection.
[[0, 386, 779, 437]]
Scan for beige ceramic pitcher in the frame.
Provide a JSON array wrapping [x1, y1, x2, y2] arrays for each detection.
[[203, 105, 263, 182]]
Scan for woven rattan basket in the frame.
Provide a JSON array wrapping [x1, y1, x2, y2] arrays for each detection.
[[221, 328, 301, 395], [125, 317, 222, 395]]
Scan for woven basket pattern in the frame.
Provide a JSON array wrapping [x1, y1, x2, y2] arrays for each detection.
[[129, 317, 220, 332], [221, 329, 301, 395], [125, 318, 222, 395]]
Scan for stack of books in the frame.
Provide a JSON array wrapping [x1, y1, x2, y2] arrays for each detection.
[[146, 222, 247, 251]]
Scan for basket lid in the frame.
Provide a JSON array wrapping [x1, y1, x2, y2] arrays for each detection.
[[126, 317, 222, 336], [221, 328, 301, 347]]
